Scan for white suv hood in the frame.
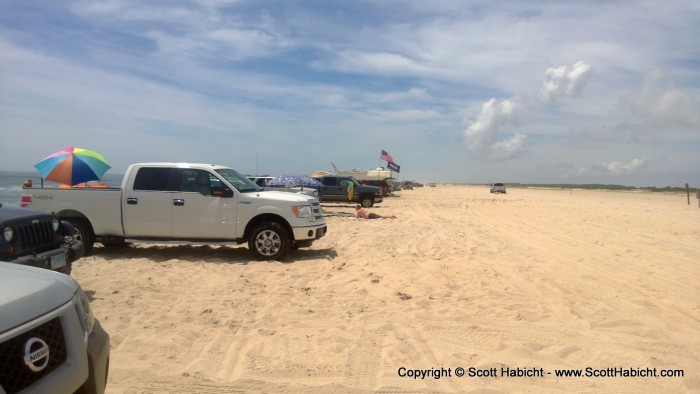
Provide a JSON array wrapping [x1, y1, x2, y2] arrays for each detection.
[[0, 262, 77, 333]]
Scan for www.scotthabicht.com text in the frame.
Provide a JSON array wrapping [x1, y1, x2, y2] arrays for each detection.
[[397, 366, 685, 379]]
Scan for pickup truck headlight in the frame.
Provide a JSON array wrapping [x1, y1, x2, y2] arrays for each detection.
[[3, 226, 13, 242], [291, 205, 314, 221]]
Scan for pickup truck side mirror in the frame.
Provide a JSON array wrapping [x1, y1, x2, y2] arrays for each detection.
[[212, 187, 234, 198]]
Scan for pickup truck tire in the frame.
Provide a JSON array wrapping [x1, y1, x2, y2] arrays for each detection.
[[248, 222, 291, 261], [100, 237, 127, 248], [360, 195, 374, 208], [67, 218, 96, 256]]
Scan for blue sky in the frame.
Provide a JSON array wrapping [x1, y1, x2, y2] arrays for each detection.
[[1, 0, 698, 186]]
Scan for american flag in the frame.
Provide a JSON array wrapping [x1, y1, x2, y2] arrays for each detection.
[[380, 150, 393, 162]]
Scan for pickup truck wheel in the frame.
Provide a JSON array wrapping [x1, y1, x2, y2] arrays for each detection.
[[249, 222, 291, 261], [360, 196, 374, 208], [100, 237, 127, 248], [67, 218, 95, 256]]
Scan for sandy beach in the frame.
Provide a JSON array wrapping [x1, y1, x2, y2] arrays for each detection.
[[71, 185, 700, 393]]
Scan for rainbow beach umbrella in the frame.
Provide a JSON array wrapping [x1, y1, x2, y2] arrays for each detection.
[[35, 147, 111, 186]]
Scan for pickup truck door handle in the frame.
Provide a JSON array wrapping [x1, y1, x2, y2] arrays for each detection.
[[126, 198, 138, 205], [173, 199, 185, 206]]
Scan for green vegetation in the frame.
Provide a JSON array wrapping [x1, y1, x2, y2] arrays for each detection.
[[504, 183, 696, 193]]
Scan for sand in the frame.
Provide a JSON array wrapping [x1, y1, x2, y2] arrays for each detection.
[[71, 185, 700, 393]]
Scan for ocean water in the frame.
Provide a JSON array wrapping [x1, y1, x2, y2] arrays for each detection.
[[0, 171, 124, 207]]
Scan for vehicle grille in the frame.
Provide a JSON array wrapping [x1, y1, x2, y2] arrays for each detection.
[[311, 201, 324, 220], [0, 317, 67, 394], [15, 220, 55, 254]]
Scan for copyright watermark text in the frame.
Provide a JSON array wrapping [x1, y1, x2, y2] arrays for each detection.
[[397, 366, 685, 380]]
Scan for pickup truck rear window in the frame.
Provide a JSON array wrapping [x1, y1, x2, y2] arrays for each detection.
[[133, 168, 176, 191]]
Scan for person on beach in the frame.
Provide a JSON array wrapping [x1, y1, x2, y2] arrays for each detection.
[[22, 178, 33, 188], [353, 204, 396, 219]]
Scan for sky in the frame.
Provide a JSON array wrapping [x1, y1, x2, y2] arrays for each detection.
[[1, 0, 699, 187]]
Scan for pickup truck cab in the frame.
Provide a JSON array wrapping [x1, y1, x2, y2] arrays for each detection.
[[21, 163, 327, 261], [313, 176, 383, 207], [0, 262, 110, 393]]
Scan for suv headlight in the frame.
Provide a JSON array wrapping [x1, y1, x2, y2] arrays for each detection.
[[291, 205, 314, 221], [3, 226, 13, 242], [52, 218, 60, 232], [74, 287, 96, 341]]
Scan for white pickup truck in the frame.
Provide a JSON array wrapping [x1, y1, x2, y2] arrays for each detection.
[[21, 163, 327, 261]]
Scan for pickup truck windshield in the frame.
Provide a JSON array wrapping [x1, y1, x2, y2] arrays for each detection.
[[215, 169, 262, 192]]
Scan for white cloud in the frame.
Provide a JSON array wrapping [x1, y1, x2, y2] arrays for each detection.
[[539, 60, 591, 104], [573, 68, 700, 148], [370, 108, 442, 122], [620, 69, 700, 128], [463, 61, 591, 161], [602, 158, 646, 173], [464, 98, 526, 160], [330, 51, 429, 76], [562, 165, 591, 179], [489, 133, 528, 161], [367, 88, 430, 104]]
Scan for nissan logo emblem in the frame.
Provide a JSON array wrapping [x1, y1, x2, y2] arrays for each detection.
[[24, 337, 50, 372]]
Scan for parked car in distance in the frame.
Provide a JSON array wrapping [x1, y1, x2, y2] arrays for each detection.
[[428, 183, 437, 187], [490, 182, 506, 194], [0, 203, 84, 275], [0, 261, 110, 394]]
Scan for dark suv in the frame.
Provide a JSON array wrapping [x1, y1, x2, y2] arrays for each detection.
[[0, 204, 84, 275]]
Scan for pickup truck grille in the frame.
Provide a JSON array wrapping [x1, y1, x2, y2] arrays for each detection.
[[311, 201, 324, 220], [0, 317, 67, 394], [15, 221, 56, 254]]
